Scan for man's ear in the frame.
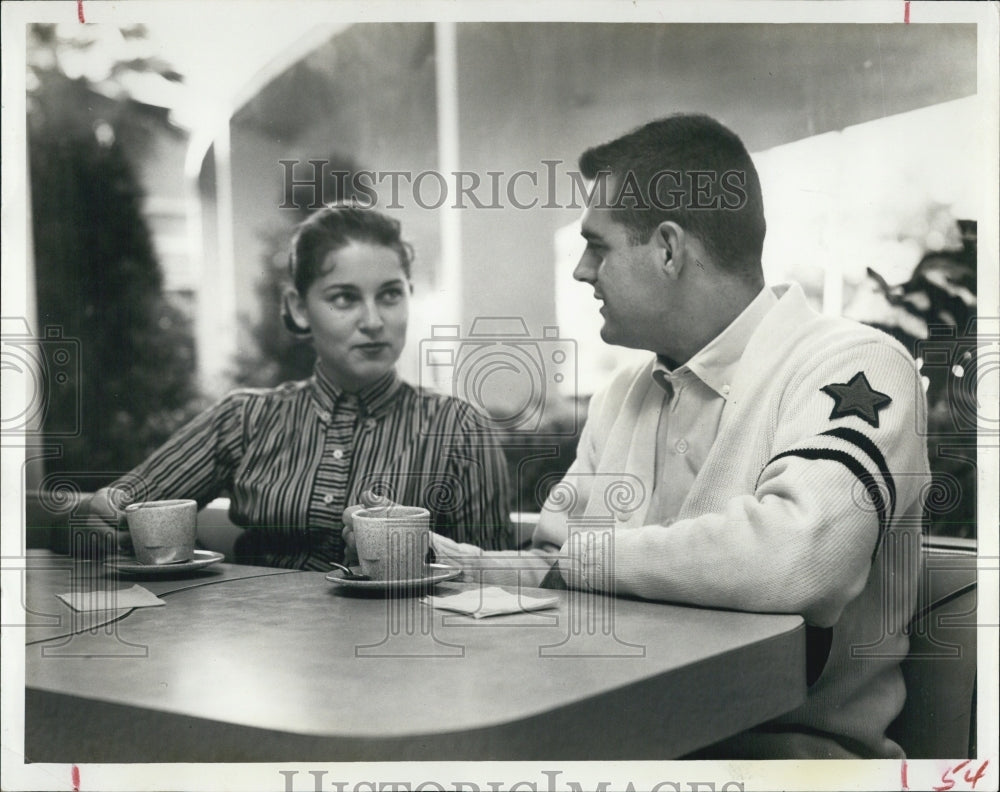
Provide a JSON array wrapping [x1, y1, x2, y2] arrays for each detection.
[[282, 287, 311, 336], [654, 221, 685, 280]]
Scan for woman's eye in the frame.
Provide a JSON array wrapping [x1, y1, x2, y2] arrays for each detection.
[[379, 288, 405, 304], [328, 293, 356, 308]]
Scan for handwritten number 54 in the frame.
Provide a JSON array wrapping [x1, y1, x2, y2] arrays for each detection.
[[934, 759, 990, 791]]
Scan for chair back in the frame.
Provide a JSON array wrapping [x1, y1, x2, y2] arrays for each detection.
[[887, 536, 977, 758]]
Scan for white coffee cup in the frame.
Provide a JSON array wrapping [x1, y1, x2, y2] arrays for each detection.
[[353, 506, 430, 581], [124, 499, 197, 565]]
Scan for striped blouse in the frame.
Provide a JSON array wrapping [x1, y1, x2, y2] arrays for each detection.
[[108, 366, 514, 569]]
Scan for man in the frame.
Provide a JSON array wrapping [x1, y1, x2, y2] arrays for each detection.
[[435, 113, 930, 759]]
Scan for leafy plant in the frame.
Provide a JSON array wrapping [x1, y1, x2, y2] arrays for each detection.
[[27, 24, 204, 486]]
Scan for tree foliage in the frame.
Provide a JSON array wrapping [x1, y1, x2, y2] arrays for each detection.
[[857, 221, 978, 539], [27, 24, 203, 486]]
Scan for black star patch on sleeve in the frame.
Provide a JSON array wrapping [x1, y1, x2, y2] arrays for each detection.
[[821, 371, 892, 428]]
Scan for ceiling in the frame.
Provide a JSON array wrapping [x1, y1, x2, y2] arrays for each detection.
[[226, 21, 977, 153]]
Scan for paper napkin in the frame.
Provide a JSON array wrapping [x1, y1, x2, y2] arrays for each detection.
[[421, 586, 558, 619], [57, 585, 166, 612]]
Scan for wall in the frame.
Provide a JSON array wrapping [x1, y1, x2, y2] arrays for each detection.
[[210, 22, 977, 392]]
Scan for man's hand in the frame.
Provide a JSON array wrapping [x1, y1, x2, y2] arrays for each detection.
[[427, 531, 471, 571], [429, 531, 560, 587], [341, 490, 394, 565]]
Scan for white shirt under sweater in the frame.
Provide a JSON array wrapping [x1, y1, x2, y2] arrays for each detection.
[[431, 282, 930, 758], [648, 286, 778, 523]]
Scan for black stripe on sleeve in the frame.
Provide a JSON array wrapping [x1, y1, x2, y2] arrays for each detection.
[[763, 448, 888, 559], [820, 427, 896, 524]]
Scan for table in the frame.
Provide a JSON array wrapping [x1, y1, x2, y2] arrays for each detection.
[[25, 563, 805, 761], [19, 550, 297, 645]]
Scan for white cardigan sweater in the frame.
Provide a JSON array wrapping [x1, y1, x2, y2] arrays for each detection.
[[434, 283, 930, 758]]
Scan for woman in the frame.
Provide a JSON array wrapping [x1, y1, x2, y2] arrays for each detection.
[[89, 205, 513, 569]]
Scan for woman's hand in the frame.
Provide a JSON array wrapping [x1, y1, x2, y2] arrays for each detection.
[[76, 487, 133, 556], [341, 490, 395, 565], [88, 487, 126, 525]]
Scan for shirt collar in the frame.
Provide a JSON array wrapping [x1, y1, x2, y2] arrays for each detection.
[[310, 364, 403, 419], [652, 285, 778, 400]]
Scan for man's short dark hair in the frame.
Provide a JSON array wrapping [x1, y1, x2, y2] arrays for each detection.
[[579, 114, 766, 273]]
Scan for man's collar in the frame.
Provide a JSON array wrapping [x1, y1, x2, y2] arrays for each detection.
[[310, 364, 403, 419], [652, 285, 778, 399]]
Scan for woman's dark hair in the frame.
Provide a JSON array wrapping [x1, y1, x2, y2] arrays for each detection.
[[288, 203, 413, 295]]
